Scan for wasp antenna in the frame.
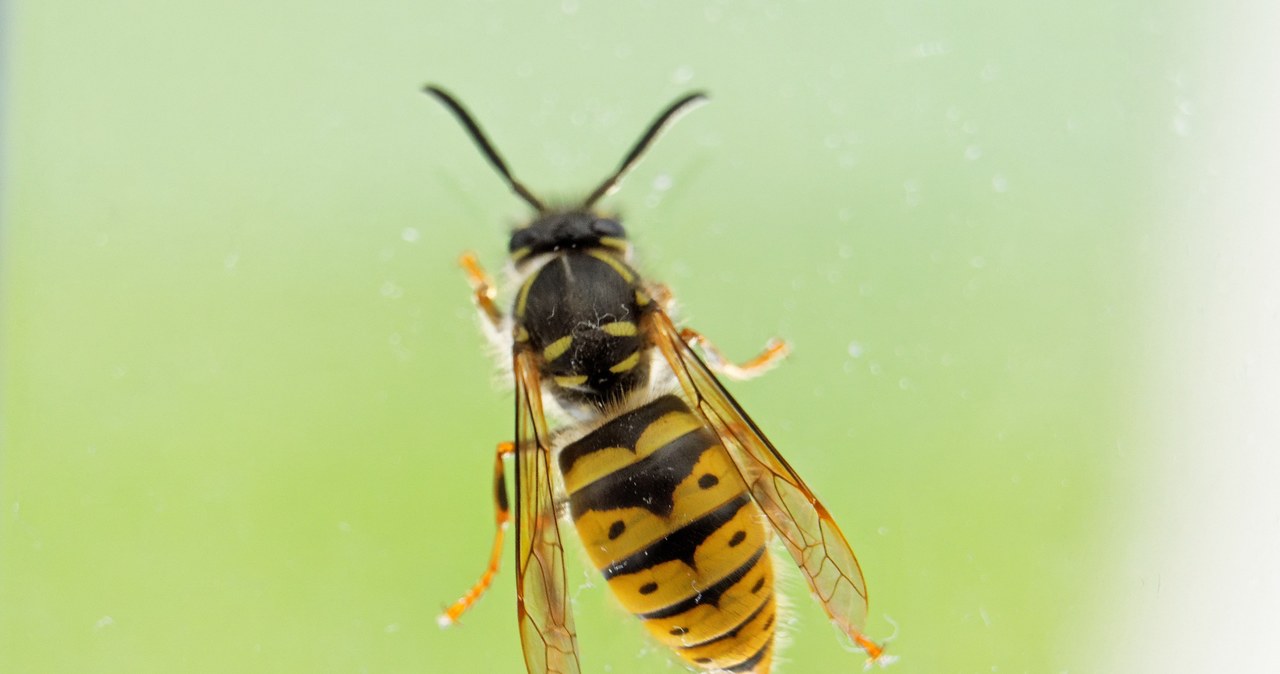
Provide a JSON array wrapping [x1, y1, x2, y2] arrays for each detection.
[[423, 85, 547, 213], [582, 91, 709, 209]]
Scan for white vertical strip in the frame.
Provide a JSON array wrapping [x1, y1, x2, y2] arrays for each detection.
[[1113, 5, 1280, 672]]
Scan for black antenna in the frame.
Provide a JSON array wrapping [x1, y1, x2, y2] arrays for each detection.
[[423, 85, 546, 213], [582, 91, 709, 209]]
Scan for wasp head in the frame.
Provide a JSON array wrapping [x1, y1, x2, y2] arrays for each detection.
[[509, 211, 628, 264]]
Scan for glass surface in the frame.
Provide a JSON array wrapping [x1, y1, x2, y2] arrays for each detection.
[[4, 2, 1276, 673]]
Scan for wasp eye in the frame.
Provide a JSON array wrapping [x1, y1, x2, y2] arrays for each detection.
[[509, 227, 537, 253], [592, 218, 626, 238]]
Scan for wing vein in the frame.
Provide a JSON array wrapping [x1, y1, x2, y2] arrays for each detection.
[[645, 309, 878, 652]]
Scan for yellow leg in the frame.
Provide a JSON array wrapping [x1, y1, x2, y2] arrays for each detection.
[[647, 282, 790, 380], [459, 251, 503, 330], [438, 441, 514, 627], [855, 632, 894, 668], [680, 327, 790, 380]]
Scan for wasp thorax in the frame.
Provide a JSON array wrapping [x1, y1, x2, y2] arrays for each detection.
[[509, 211, 627, 261], [517, 247, 649, 412]]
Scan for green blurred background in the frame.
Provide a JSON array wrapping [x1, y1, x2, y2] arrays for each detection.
[[5, 2, 1277, 673]]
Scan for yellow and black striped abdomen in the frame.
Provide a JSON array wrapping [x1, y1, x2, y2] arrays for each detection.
[[559, 395, 776, 673]]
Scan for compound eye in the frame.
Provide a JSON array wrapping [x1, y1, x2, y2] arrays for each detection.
[[509, 227, 537, 254], [592, 218, 626, 239]]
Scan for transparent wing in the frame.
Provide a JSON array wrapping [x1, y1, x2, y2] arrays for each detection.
[[647, 309, 886, 661], [513, 350, 582, 674]]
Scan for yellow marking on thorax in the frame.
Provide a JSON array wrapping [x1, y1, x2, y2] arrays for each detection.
[[542, 335, 573, 361], [586, 249, 635, 283], [601, 320, 638, 336], [609, 352, 641, 374], [635, 289, 651, 306], [554, 374, 588, 387], [514, 325, 529, 342], [514, 273, 536, 319]]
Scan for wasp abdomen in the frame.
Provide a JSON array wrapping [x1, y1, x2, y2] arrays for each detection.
[[559, 395, 777, 673], [517, 250, 650, 408]]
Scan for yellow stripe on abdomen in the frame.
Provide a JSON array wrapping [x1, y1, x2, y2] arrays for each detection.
[[559, 394, 778, 673]]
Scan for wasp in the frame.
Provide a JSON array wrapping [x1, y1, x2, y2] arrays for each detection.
[[426, 85, 890, 674]]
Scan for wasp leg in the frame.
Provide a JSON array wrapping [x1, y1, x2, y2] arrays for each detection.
[[438, 441, 515, 627], [679, 327, 791, 381], [648, 282, 676, 312], [647, 282, 790, 379], [459, 251, 503, 330]]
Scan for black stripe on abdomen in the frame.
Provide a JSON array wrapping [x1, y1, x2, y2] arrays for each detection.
[[725, 641, 773, 673], [558, 394, 687, 476], [601, 494, 752, 580], [637, 545, 767, 620], [681, 595, 774, 651], [567, 426, 714, 519]]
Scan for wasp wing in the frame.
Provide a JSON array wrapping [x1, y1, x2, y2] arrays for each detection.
[[513, 350, 582, 674], [647, 309, 884, 659]]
